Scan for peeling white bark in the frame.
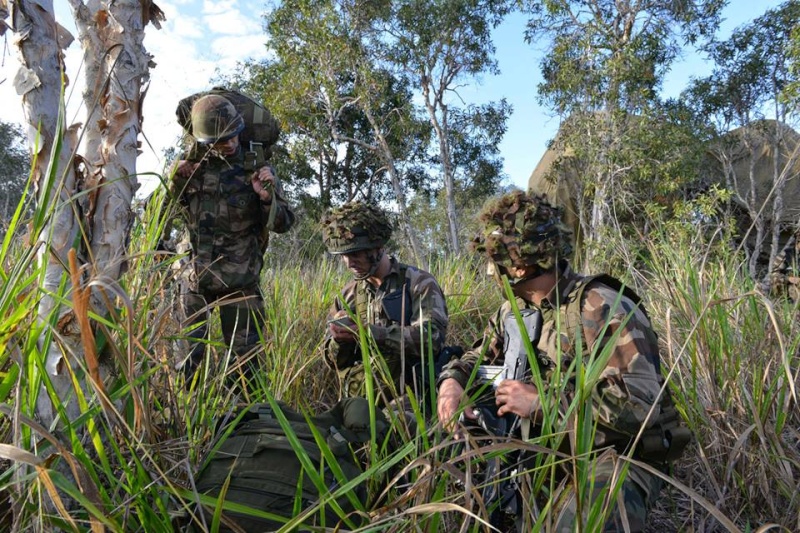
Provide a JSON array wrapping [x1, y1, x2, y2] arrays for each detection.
[[5, 0, 162, 426]]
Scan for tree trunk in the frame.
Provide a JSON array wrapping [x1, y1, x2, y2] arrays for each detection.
[[9, 0, 84, 424], [362, 107, 427, 270], [7, 0, 162, 427], [421, 84, 460, 254]]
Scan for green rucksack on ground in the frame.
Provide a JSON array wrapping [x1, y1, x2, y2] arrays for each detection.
[[191, 398, 387, 532]]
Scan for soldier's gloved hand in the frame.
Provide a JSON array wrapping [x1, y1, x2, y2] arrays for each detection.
[[438, 378, 474, 437], [252, 166, 276, 202]]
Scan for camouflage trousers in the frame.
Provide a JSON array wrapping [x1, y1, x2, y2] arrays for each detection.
[[180, 282, 266, 378], [549, 453, 664, 532]]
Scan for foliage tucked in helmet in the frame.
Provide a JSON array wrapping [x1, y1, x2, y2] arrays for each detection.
[[191, 94, 245, 144], [473, 190, 573, 270], [321, 202, 393, 255]]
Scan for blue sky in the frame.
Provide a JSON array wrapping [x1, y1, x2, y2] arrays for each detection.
[[0, 0, 787, 196]]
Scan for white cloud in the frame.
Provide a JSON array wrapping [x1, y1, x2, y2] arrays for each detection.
[[202, 0, 239, 16], [203, 10, 260, 36], [171, 16, 206, 39], [209, 34, 268, 68]]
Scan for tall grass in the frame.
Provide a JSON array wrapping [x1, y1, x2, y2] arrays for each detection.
[[0, 164, 797, 532]]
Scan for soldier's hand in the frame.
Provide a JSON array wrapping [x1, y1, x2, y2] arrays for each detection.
[[495, 380, 540, 420], [252, 166, 276, 202], [328, 310, 356, 342], [438, 378, 473, 436], [173, 160, 200, 179]]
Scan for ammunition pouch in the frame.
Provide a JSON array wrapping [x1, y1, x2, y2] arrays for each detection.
[[635, 404, 692, 463], [244, 140, 266, 172]]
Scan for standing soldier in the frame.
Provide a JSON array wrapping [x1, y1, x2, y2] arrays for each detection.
[[320, 202, 448, 406], [437, 190, 689, 531], [770, 225, 800, 301], [170, 94, 295, 383]]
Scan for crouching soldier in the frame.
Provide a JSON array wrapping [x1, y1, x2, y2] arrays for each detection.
[[437, 190, 690, 532], [320, 202, 449, 408]]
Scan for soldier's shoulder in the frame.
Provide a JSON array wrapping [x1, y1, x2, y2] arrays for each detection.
[[401, 262, 442, 286]]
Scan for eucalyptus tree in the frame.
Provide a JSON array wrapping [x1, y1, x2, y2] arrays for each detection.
[[523, 0, 723, 264], [247, 0, 430, 264], [686, 0, 800, 278], [383, 0, 512, 254], [2, 0, 163, 425]]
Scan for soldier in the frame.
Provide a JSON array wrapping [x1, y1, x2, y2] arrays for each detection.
[[170, 94, 295, 382], [320, 202, 449, 406], [437, 190, 689, 531], [770, 226, 800, 301]]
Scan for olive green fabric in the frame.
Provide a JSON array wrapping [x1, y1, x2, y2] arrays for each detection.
[[195, 398, 386, 532], [321, 202, 393, 254]]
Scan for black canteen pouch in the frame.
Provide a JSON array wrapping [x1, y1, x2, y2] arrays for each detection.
[[636, 404, 692, 463]]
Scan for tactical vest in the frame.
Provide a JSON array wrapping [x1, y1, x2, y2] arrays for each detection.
[[194, 399, 384, 531], [549, 274, 690, 462], [354, 263, 412, 327]]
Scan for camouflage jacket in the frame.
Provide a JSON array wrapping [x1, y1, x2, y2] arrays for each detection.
[[439, 264, 667, 449], [323, 257, 448, 396], [171, 147, 295, 294]]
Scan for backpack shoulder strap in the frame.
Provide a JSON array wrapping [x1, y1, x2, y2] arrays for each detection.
[[560, 274, 646, 351]]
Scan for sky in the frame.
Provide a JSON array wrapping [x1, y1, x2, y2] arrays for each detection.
[[0, 0, 787, 198]]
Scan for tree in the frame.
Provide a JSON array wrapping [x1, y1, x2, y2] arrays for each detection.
[[685, 1, 800, 279], [3, 0, 164, 424], [524, 0, 723, 266], [244, 0, 431, 265], [0, 121, 32, 230], [384, 0, 512, 254]]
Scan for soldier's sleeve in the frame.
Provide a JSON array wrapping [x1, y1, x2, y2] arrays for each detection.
[[370, 270, 448, 360], [437, 306, 506, 389], [580, 285, 665, 435], [260, 169, 296, 233], [322, 283, 359, 370]]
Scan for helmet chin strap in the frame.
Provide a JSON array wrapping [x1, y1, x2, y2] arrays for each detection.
[[491, 261, 543, 287], [354, 249, 384, 281], [508, 264, 543, 286]]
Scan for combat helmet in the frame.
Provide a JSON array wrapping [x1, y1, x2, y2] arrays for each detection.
[[321, 202, 393, 255], [191, 94, 245, 144], [473, 190, 573, 275]]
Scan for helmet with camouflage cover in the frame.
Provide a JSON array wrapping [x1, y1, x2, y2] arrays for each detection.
[[191, 94, 245, 144], [473, 190, 573, 273], [321, 202, 393, 255]]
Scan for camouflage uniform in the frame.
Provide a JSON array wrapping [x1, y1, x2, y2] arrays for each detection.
[[171, 97, 295, 372], [321, 202, 448, 404], [770, 229, 800, 301], [323, 257, 448, 400], [439, 263, 666, 530], [439, 191, 680, 531]]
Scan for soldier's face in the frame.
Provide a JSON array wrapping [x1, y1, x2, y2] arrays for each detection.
[[212, 135, 239, 156], [341, 248, 379, 278]]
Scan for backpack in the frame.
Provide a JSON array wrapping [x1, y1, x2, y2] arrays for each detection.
[[193, 398, 387, 532], [561, 274, 691, 461], [176, 86, 281, 169]]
